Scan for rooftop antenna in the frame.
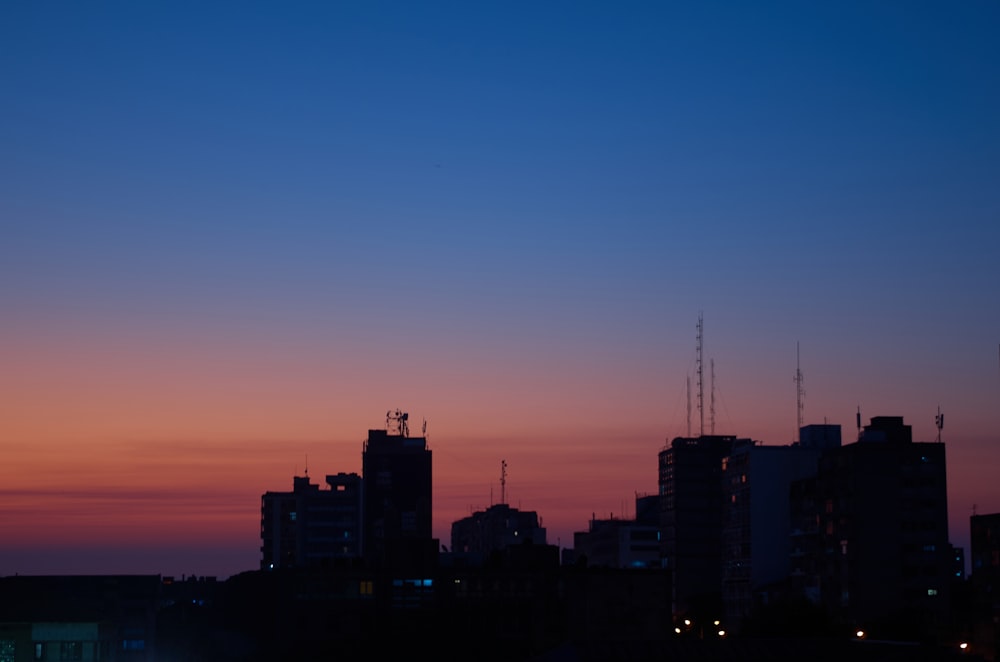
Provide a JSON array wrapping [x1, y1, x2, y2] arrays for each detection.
[[422, 418, 427, 437], [500, 460, 508, 505], [935, 406, 944, 443], [304, 453, 309, 477], [710, 358, 716, 435], [386, 409, 410, 436], [794, 342, 805, 442], [856, 406, 862, 441], [696, 313, 705, 437]]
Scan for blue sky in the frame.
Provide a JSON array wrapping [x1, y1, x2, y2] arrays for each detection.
[[2, 1, 999, 575]]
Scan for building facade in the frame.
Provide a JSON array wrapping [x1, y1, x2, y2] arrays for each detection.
[[260, 472, 363, 569], [790, 416, 951, 637], [721, 426, 840, 628], [659, 435, 739, 618], [451, 503, 547, 559], [573, 495, 660, 570], [362, 421, 434, 568]]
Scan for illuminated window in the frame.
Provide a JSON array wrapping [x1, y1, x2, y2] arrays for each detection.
[[927, 588, 938, 596], [0, 639, 13, 662]]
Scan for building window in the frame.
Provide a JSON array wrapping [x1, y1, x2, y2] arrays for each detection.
[[59, 642, 82, 661], [927, 588, 938, 596], [0, 639, 14, 662]]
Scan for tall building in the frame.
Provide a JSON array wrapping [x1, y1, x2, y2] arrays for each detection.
[[260, 472, 363, 569], [791, 416, 951, 637], [721, 425, 840, 628], [659, 435, 740, 618], [362, 411, 434, 568]]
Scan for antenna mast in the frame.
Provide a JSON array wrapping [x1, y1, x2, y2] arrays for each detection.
[[710, 358, 716, 435], [794, 342, 805, 442], [686, 375, 691, 437], [696, 313, 705, 437], [500, 459, 507, 505], [935, 406, 944, 443]]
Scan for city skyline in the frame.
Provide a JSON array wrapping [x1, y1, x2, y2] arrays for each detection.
[[3, 1, 999, 578]]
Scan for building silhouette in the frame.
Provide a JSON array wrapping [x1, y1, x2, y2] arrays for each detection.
[[572, 494, 660, 569], [789, 416, 952, 639], [969, 512, 1000, 659], [259, 410, 434, 572], [721, 425, 841, 628], [451, 502, 547, 560], [260, 472, 363, 569], [362, 411, 435, 571], [0, 575, 160, 661], [659, 434, 740, 618]]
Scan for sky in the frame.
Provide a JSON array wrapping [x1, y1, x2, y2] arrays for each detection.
[[2, 1, 998, 578]]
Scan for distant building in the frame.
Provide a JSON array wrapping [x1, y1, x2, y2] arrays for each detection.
[[971, 512, 1000, 583], [260, 472, 363, 569], [969, 512, 1000, 660], [721, 425, 840, 628], [451, 502, 547, 560], [573, 495, 660, 569], [659, 435, 740, 617], [0, 575, 159, 661], [362, 413, 435, 570], [790, 416, 952, 637]]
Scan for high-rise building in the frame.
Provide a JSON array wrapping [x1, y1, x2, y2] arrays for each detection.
[[362, 413, 434, 568], [790, 416, 951, 637], [721, 426, 840, 628], [260, 472, 363, 569], [659, 435, 740, 618]]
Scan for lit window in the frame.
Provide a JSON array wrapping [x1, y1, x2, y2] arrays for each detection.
[[289, 511, 297, 521], [927, 588, 938, 596]]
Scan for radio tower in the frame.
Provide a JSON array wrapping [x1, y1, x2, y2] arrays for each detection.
[[794, 342, 805, 442], [686, 375, 692, 437], [500, 459, 508, 505], [696, 313, 705, 437], [710, 358, 716, 435]]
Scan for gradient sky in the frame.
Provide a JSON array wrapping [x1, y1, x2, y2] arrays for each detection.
[[2, 1, 999, 578]]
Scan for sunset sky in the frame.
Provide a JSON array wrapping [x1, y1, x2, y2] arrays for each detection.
[[2, 1, 999, 578]]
